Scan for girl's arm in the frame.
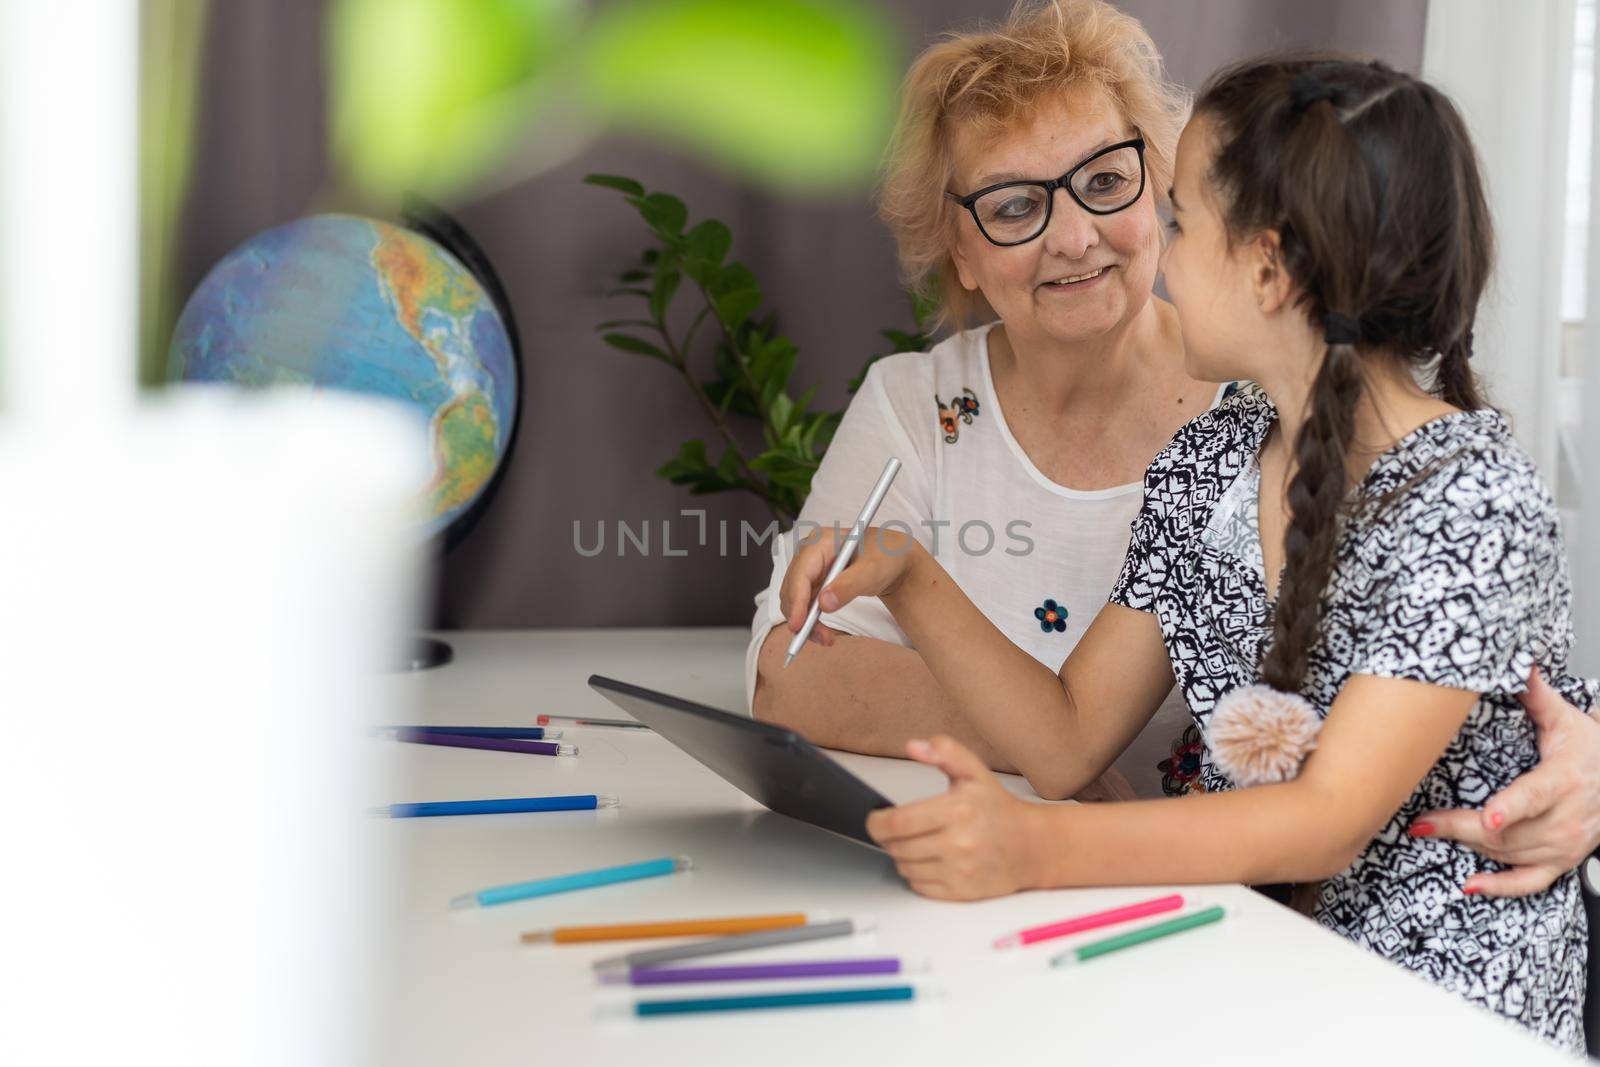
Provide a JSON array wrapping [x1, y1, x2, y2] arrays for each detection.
[[868, 674, 1479, 898], [781, 534, 1175, 801]]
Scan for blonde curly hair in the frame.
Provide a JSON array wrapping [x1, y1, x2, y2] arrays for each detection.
[[878, 0, 1189, 332]]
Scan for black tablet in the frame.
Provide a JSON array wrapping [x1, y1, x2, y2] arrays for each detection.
[[587, 675, 892, 849]]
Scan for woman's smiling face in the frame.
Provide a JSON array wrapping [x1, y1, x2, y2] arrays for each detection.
[[947, 86, 1161, 345]]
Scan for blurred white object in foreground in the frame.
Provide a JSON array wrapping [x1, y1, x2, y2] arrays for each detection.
[[2, 3, 428, 1060], [0, 389, 428, 1065]]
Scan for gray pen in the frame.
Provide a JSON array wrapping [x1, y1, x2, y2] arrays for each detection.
[[592, 917, 873, 978], [784, 457, 902, 667]]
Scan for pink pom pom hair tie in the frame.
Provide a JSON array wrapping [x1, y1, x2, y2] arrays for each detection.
[[1206, 685, 1323, 787]]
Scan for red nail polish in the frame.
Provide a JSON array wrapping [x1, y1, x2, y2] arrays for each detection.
[[1463, 885, 1480, 896], [1408, 822, 1435, 837], [1489, 811, 1505, 830]]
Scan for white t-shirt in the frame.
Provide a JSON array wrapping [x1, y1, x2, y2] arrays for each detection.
[[745, 319, 1226, 799]]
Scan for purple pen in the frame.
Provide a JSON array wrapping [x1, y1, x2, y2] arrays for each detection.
[[627, 958, 906, 985], [390, 729, 576, 757]]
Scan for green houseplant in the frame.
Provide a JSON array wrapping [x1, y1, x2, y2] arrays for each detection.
[[586, 173, 934, 524]]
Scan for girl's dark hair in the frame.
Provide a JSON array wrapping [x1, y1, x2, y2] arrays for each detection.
[[1193, 55, 1492, 692]]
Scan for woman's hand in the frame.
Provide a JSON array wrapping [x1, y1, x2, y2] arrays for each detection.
[[777, 524, 921, 647], [1408, 668, 1600, 896], [865, 735, 1045, 900]]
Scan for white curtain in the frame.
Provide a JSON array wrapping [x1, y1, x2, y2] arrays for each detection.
[[1425, 0, 1599, 672], [1424, 0, 1574, 480], [1581, 4, 1600, 676]]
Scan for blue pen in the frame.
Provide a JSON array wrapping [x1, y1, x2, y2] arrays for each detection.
[[450, 856, 692, 909], [372, 794, 618, 818]]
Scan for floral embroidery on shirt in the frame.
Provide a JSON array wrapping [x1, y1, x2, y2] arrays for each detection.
[[935, 388, 980, 443], [1033, 598, 1068, 633], [1158, 724, 1206, 796]]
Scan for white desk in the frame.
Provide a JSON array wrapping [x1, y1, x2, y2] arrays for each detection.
[[374, 628, 1568, 1065]]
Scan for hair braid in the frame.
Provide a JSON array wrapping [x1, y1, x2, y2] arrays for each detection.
[[1262, 341, 1364, 691]]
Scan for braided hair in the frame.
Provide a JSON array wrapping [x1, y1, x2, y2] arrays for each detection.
[[1193, 56, 1492, 691]]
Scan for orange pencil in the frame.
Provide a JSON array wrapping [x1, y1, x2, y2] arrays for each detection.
[[520, 912, 812, 945]]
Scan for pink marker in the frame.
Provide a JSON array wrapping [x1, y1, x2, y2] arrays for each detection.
[[993, 893, 1186, 949]]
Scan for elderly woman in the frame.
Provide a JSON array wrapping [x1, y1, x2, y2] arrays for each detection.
[[746, 0, 1600, 893]]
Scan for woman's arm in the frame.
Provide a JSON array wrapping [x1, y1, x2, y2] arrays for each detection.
[[780, 533, 1175, 800], [752, 625, 1021, 773], [868, 674, 1479, 899]]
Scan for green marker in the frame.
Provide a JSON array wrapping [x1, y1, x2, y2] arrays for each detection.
[[1050, 905, 1227, 966]]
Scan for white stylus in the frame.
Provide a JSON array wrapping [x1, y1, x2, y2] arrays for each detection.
[[784, 457, 902, 668]]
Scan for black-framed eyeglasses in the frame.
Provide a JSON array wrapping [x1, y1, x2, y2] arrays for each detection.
[[945, 134, 1147, 247]]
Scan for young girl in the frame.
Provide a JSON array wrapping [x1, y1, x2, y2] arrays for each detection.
[[780, 56, 1599, 1049]]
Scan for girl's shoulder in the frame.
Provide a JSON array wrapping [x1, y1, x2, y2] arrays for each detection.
[[1141, 379, 1271, 485], [1123, 381, 1269, 541], [1371, 406, 1541, 493], [1359, 407, 1560, 550]]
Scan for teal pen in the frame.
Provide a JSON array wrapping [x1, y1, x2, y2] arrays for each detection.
[[635, 984, 918, 1016], [450, 856, 691, 909]]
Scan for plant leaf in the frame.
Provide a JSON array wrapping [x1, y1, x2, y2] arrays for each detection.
[[638, 192, 688, 238], [601, 332, 670, 361], [683, 218, 732, 284], [583, 172, 646, 196], [709, 262, 762, 328], [716, 446, 742, 482], [749, 449, 818, 490], [768, 392, 794, 437], [650, 250, 682, 322], [705, 377, 757, 418], [658, 438, 744, 495]]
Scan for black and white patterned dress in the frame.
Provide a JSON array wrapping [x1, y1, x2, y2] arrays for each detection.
[[1109, 382, 1598, 1052]]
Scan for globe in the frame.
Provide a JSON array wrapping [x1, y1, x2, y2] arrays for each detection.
[[168, 213, 518, 542]]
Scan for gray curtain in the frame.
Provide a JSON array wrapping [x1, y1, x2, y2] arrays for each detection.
[[168, 0, 1426, 629]]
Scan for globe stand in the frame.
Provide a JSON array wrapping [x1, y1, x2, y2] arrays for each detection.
[[398, 636, 454, 672]]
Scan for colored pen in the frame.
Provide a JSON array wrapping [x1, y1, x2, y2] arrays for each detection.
[[625, 957, 908, 986], [1049, 904, 1228, 966], [391, 729, 576, 757], [378, 725, 560, 740], [593, 918, 871, 974], [451, 856, 691, 910], [784, 457, 901, 667], [994, 893, 1186, 949], [634, 984, 918, 1017], [371, 794, 617, 818], [537, 714, 650, 730], [524, 912, 810, 944]]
